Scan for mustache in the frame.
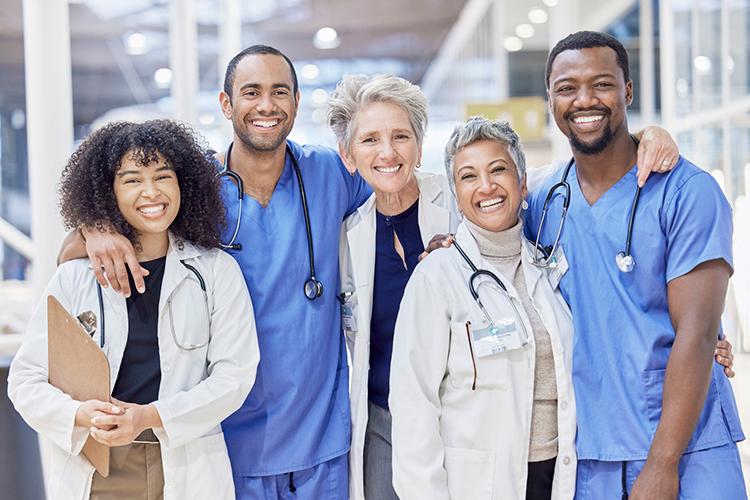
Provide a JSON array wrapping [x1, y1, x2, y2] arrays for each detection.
[[563, 106, 611, 121]]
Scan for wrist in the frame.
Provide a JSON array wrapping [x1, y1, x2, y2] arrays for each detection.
[[646, 448, 681, 469]]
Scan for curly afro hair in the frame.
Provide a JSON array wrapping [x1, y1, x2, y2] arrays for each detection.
[[59, 119, 226, 250]]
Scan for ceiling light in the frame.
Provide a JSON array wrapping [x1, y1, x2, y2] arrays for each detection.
[[693, 55, 712, 75], [503, 37, 523, 52], [301, 64, 320, 81], [154, 68, 173, 89], [311, 88, 329, 106], [515, 23, 535, 39], [125, 32, 148, 55], [542, 0, 558, 6], [199, 114, 216, 126], [528, 8, 548, 24], [314, 27, 340, 50]]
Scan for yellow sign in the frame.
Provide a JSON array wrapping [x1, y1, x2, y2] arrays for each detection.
[[465, 97, 547, 142]]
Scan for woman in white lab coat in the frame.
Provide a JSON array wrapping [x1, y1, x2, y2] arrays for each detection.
[[329, 74, 460, 500], [8, 120, 259, 500], [389, 117, 577, 500]]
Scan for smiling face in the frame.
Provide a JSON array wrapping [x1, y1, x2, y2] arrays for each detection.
[[340, 101, 421, 195], [113, 151, 180, 242], [220, 53, 299, 153], [452, 139, 526, 232], [548, 46, 633, 155]]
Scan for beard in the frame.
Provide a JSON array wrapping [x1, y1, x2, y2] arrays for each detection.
[[232, 114, 293, 153], [569, 122, 615, 155]]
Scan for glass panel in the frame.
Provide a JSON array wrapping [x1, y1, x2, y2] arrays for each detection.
[[728, 0, 750, 101]]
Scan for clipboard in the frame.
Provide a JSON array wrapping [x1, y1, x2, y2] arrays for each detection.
[[47, 295, 111, 477]]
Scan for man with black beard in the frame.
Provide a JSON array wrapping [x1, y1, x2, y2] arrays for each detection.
[[527, 31, 746, 499]]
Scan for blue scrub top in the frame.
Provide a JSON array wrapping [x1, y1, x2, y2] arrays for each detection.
[[525, 157, 744, 461], [219, 141, 372, 476]]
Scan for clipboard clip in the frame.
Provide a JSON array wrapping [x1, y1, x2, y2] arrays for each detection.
[[76, 310, 98, 338]]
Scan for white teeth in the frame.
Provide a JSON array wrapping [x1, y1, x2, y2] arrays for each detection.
[[573, 115, 604, 124], [375, 165, 400, 173], [139, 204, 165, 214], [479, 197, 504, 208], [253, 119, 279, 128]]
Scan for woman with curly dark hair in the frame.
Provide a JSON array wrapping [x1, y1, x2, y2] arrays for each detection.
[[8, 120, 260, 500]]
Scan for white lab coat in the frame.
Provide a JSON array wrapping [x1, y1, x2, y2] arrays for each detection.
[[389, 222, 577, 500], [338, 171, 460, 500], [8, 234, 260, 500]]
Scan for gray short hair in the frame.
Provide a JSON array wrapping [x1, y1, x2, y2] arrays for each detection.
[[328, 74, 428, 152], [444, 116, 527, 194]]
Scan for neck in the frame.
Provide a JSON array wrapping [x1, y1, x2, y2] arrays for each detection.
[[137, 232, 169, 261], [230, 138, 288, 204], [573, 128, 637, 188], [375, 177, 420, 216]]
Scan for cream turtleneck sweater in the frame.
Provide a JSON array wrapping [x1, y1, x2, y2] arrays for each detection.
[[465, 218, 559, 462]]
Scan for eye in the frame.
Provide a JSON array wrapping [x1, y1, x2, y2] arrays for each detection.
[[594, 81, 613, 88], [491, 165, 507, 174], [156, 174, 174, 181], [362, 137, 376, 144], [123, 178, 139, 184], [556, 85, 574, 93], [459, 173, 476, 181], [242, 90, 259, 97], [395, 133, 411, 140], [273, 89, 289, 96]]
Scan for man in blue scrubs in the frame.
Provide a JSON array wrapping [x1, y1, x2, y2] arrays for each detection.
[[214, 46, 371, 498], [527, 32, 746, 498]]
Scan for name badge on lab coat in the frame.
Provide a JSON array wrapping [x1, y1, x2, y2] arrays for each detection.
[[472, 315, 524, 358], [339, 292, 358, 333], [547, 245, 569, 290]]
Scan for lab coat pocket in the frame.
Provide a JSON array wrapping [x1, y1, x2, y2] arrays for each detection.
[[448, 321, 508, 390], [183, 432, 234, 500], [339, 290, 359, 344], [444, 446, 495, 500]]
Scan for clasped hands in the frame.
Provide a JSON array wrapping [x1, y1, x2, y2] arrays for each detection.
[[75, 398, 162, 447]]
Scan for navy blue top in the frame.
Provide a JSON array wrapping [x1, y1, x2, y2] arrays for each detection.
[[369, 200, 424, 409], [112, 256, 166, 405]]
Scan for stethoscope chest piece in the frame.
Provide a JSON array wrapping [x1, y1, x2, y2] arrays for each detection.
[[615, 251, 635, 273], [304, 278, 323, 301]]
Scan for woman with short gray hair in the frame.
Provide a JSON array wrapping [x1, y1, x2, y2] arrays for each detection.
[[330, 73, 460, 500], [390, 116, 577, 499]]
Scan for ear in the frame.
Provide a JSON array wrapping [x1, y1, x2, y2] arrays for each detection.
[[521, 174, 528, 200], [416, 144, 423, 168], [219, 91, 233, 120], [338, 143, 358, 175], [625, 79, 634, 106]]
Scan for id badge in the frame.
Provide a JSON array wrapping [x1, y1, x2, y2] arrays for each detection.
[[472, 315, 524, 358], [339, 292, 358, 333], [547, 245, 569, 290]]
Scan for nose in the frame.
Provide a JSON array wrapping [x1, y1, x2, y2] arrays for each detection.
[[256, 92, 274, 113], [378, 138, 397, 161], [477, 171, 494, 193], [142, 179, 160, 198], [573, 85, 597, 108]]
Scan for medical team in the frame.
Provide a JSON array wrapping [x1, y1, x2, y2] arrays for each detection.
[[7, 28, 745, 500]]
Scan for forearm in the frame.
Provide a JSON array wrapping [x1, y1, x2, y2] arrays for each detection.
[[647, 330, 716, 466], [57, 229, 87, 265]]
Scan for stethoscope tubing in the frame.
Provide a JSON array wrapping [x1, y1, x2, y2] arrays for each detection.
[[94, 260, 210, 351], [453, 239, 530, 345], [219, 141, 322, 300]]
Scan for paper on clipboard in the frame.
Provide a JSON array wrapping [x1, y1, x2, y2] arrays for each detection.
[[47, 295, 111, 477]]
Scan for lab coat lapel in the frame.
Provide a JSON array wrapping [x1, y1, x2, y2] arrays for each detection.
[[347, 194, 377, 317], [417, 172, 452, 248], [158, 233, 199, 316]]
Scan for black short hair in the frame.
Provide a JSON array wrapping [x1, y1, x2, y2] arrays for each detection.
[[59, 120, 226, 250], [545, 31, 630, 89], [223, 44, 299, 98]]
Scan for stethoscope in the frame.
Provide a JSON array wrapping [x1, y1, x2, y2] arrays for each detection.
[[218, 142, 323, 300], [452, 239, 531, 346], [532, 156, 642, 273], [87, 260, 210, 351]]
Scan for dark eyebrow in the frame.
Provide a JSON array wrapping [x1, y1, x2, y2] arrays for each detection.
[[116, 165, 173, 177], [238, 82, 291, 92]]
